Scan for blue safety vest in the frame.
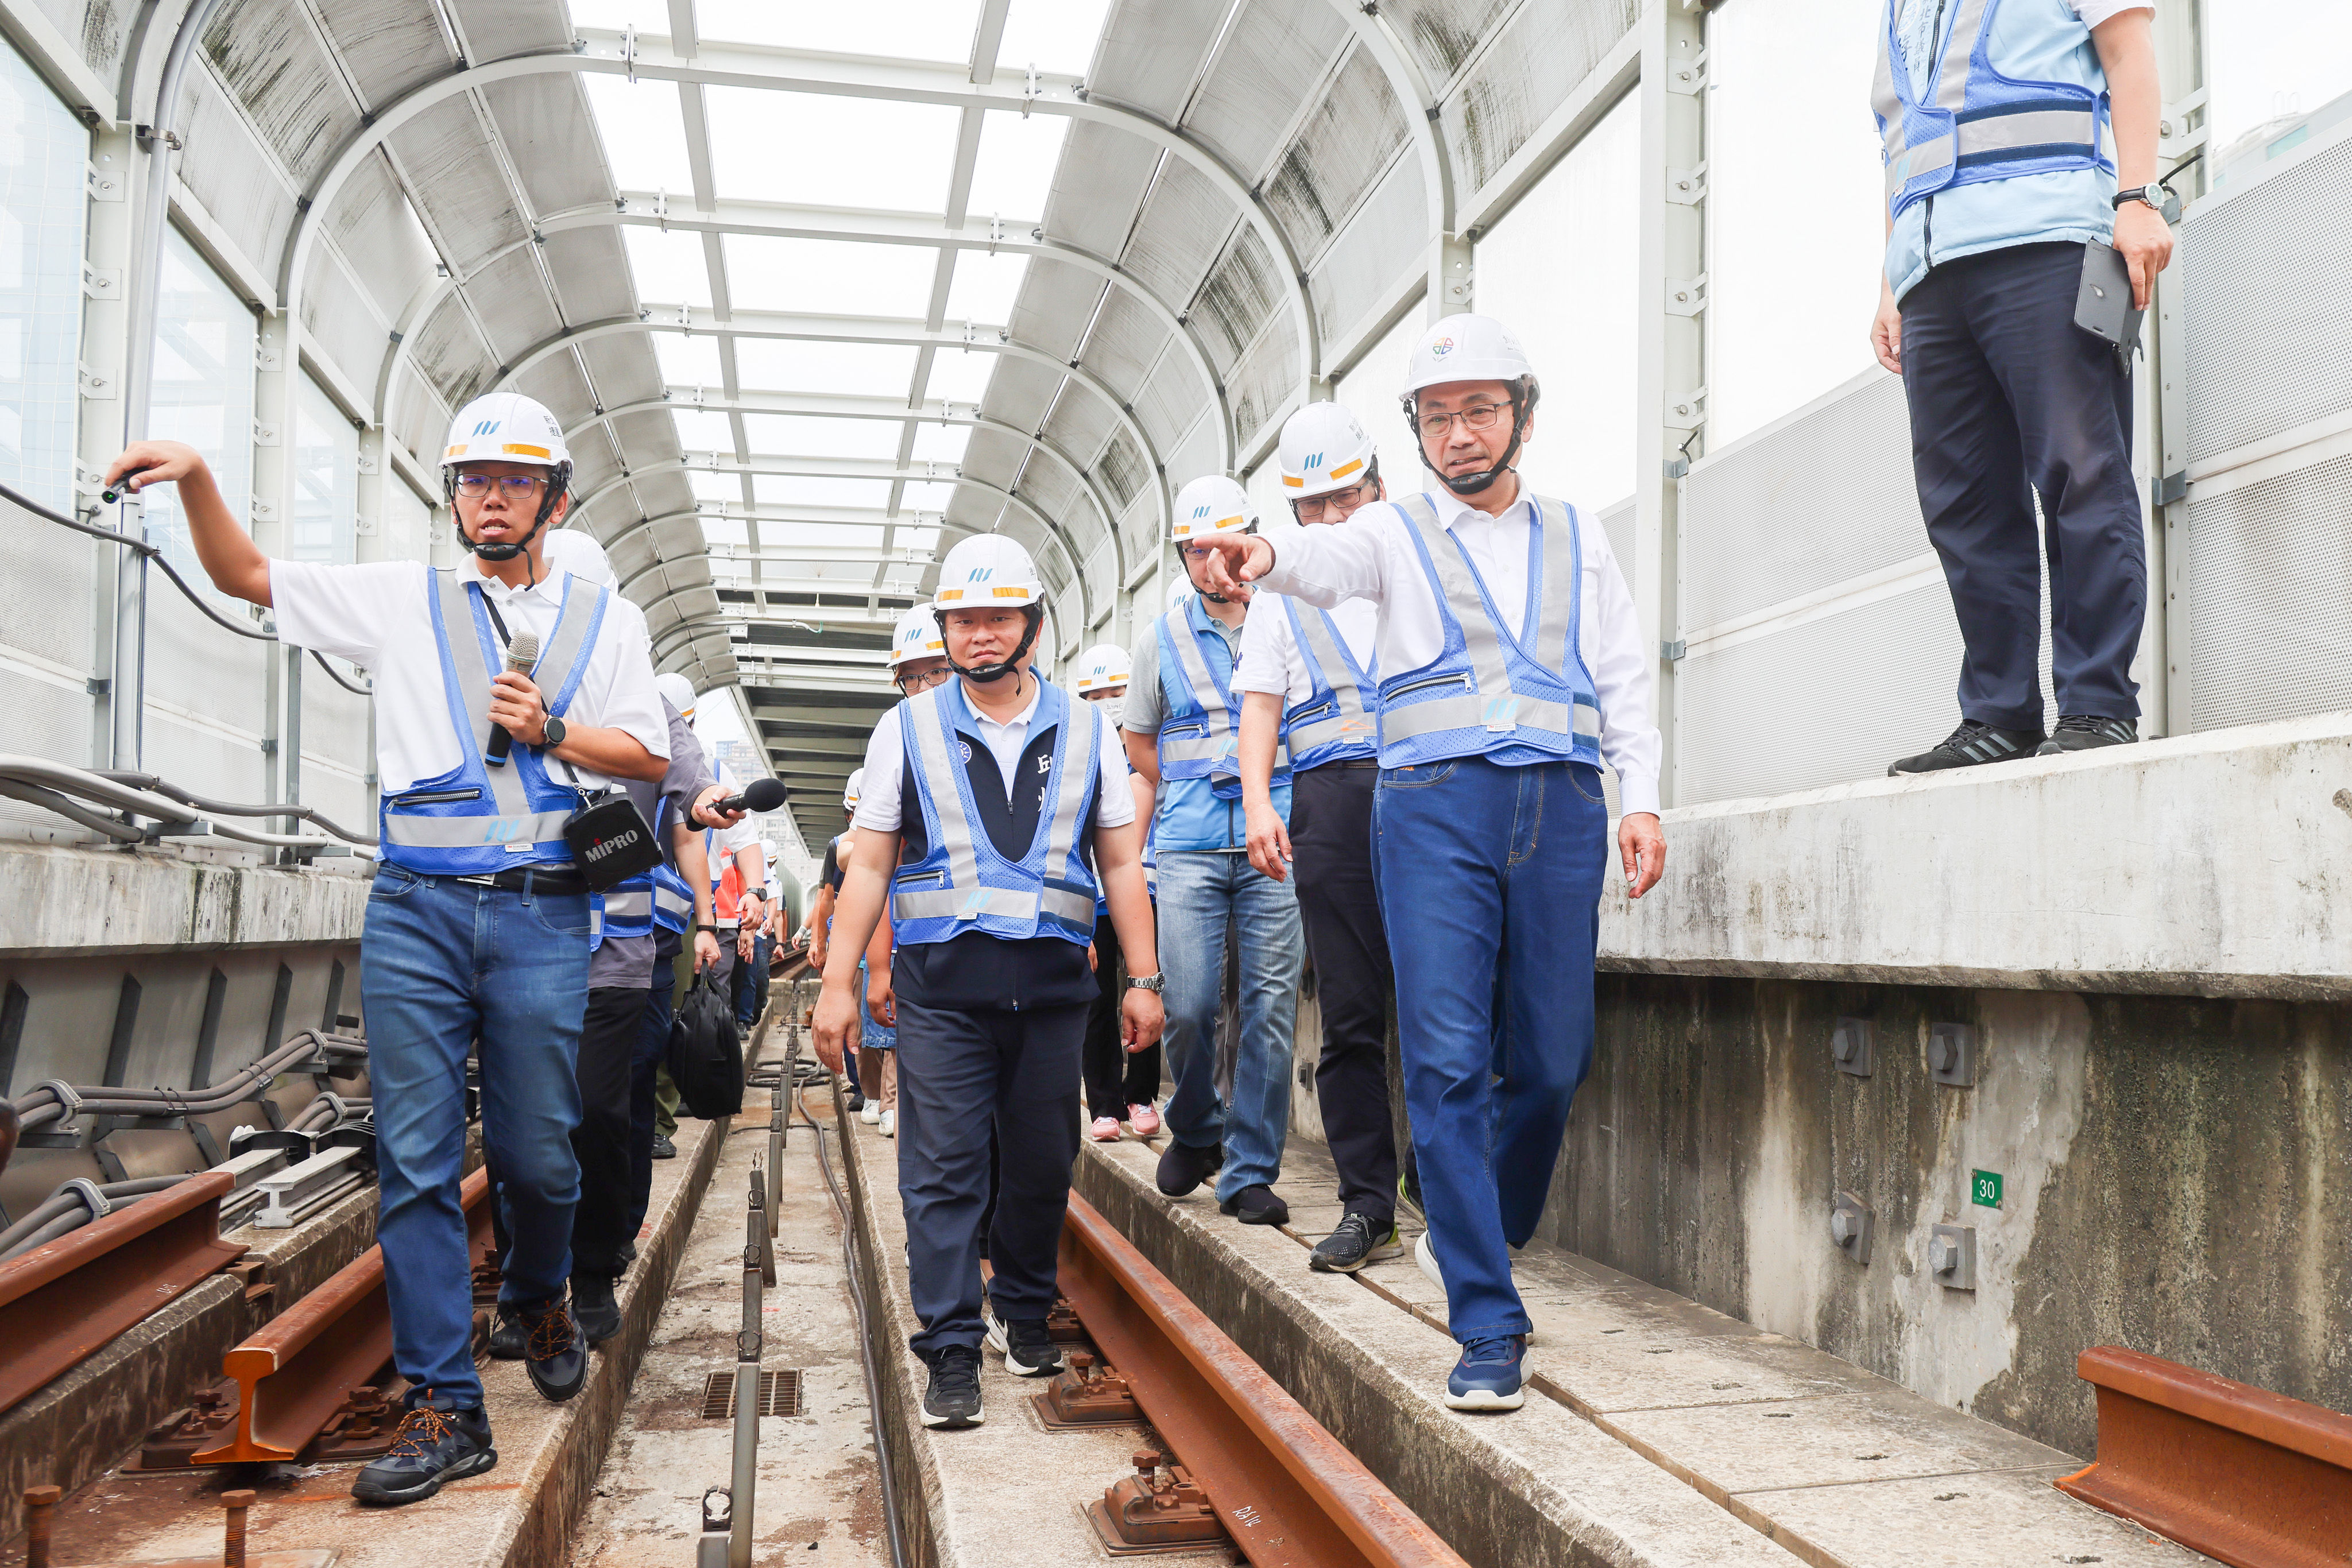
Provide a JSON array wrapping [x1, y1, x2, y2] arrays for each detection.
[[1280, 597, 1378, 771], [1376, 493, 1602, 771], [891, 680, 1102, 947], [1871, 0, 2110, 223], [591, 797, 695, 947], [378, 571, 606, 874], [1154, 597, 1289, 800]]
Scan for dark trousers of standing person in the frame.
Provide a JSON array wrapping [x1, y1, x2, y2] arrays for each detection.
[[1291, 762, 1396, 1222], [625, 955, 677, 1240], [1899, 240, 2144, 730], [894, 998, 1086, 1357], [566, 986, 645, 1280], [1081, 915, 1160, 1116]]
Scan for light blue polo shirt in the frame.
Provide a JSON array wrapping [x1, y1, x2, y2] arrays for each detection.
[[1122, 602, 1292, 853]]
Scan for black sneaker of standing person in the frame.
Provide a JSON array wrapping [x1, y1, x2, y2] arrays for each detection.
[[1219, 1184, 1290, 1226], [486, 1306, 525, 1360], [350, 1397, 496, 1505], [1155, 1139, 1223, 1198], [919, 1344, 985, 1427], [1887, 720, 2045, 776], [2036, 715, 2137, 756], [649, 1133, 676, 1160], [985, 1314, 1064, 1377], [571, 1275, 622, 1345], [1310, 1212, 1403, 1273], [516, 1298, 587, 1400]]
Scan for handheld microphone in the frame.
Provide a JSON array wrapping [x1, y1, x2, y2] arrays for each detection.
[[485, 630, 541, 764], [715, 777, 788, 815], [102, 465, 154, 504]]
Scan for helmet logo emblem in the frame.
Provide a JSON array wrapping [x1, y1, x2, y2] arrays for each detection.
[[1302, 452, 1323, 471], [473, 419, 500, 435], [970, 567, 992, 581], [1430, 336, 1455, 357]]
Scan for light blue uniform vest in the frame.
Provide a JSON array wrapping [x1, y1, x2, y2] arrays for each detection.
[[1376, 493, 1602, 771], [377, 570, 607, 875], [1280, 597, 1379, 771], [1155, 597, 1290, 800], [1872, 0, 2111, 223], [891, 679, 1103, 948]]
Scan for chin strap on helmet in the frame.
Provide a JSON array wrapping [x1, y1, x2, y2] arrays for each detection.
[[1405, 381, 1538, 496], [936, 603, 1044, 684], [450, 461, 574, 582]]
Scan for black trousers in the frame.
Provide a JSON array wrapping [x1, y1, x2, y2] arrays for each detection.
[[568, 985, 646, 1279], [895, 997, 1086, 1357], [1900, 239, 2144, 730], [1291, 762, 1397, 1220], [1081, 915, 1161, 1115]]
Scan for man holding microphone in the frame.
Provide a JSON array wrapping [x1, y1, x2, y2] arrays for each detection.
[[104, 392, 703, 1504]]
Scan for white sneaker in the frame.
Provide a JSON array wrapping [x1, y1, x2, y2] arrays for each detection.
[[878, 1109, 896, 1139], [861, 1099, 882, 1125], [1415, 1229, 1445, 1292]]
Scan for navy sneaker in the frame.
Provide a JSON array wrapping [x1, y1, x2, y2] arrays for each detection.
[[570, 1275, 622, 1346], [920, 1345, 985, 1427], [1888, 721, 2044, 775], [984, 1315, 1063, 1377], [486, 1306, 525, 1360], [1218, 1184, 1290, 1225], [2036, 714, 2137, 756], [1156, 1139, 1223, 1198], [517, 1298, 587, 1401], [1310, 1213, 1402, 1273], [350, 1400, 496, 1505], [1445, 1335, 1529, 1412]]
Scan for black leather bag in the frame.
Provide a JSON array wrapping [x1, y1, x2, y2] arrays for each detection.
[[564, 791, 660, 891], [668, 972, 744, 1120]]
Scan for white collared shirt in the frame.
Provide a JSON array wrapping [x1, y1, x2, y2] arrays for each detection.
[[854, 676, 1136, 832], [1252, 485, 1662, 815], [270, 556, 669, 796], [1233, 591, 1380, 710]]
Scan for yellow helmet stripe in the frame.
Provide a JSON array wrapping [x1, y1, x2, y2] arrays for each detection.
[[501, 443, 552, 459]]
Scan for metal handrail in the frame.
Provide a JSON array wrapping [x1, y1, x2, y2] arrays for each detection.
[[0, 754, 374, 849]]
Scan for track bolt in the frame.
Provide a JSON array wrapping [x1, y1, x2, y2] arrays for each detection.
[[25, 1485, 60, 1568], [222, 1487, 256, 1567]]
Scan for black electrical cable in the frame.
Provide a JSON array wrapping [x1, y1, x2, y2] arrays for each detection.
[[94, 770, 374, 846]]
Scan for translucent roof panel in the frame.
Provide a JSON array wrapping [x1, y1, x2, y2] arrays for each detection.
[[670, 409, 741, 449], [733, 338, 920, 396], [900, 481, 960, 510], [925, 350, 1000, 404], [697, 0, 984, 63], [768, 521, 887, 548], [691, 471, 747, 502], [966, 112, 1068, 219], [996, 0, 1118, 75], [754, 475, 896, 508], [944, 252, 1031, 326], [725, 235, 939, 318], [624, 228, 715, 309], [655, 334, 726, 384], [705, 89, 961, 210], [741, 414, 907, 459], [583, 76, 694, 192], [911, 423, 972, 462]]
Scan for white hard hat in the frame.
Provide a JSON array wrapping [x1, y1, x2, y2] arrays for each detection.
[[1170, 475, 1255, 541], [1073, 643, 1132, 694], [844, 768, 864, 810], [543, 529, 613, 586], [1278, 403, 1378, 499], [1403, 313, 1537, 400], [656, 672, 697, 717], [931, 533, 1043, 610], [1166, 579, 1196, 613], [443, 391, 570, 471], [888, 606, 946, 670]]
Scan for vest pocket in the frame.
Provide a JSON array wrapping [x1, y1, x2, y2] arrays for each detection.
[[390, 786, 483, 807]]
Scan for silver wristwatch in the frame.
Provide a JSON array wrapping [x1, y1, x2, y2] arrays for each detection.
[[1125, 972, 1165, 993]]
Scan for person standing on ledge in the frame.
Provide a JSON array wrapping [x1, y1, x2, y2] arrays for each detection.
[[103, 392, 684, 1503], [1873, 1, 2172, 773], [814, 535, 1162, 1431], [1184, 315, 1665, 1414]]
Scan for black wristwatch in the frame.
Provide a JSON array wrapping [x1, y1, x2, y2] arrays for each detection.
[[540, 714, 567, 746], [1125, 972, 1165, 993], [2111, 183, 2167, 214]]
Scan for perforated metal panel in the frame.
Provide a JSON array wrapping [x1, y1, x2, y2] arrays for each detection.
[[1596, 497, 1635, 602], [2181, 129, 2352, 466], [1680, 373, 1919, 634], [2186, 451, 2352, 731], [1441, 0, 1641, 197]]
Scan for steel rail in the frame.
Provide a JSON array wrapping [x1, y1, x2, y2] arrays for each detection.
[[194, 1166, 493, 1465], [1057, 1193, 1469, 1568], [0, 1170, 245, 1415], [2056, 1345, 2352, 1567]]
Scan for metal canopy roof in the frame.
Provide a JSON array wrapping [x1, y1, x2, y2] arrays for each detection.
[[111, 0, 1630, 846]]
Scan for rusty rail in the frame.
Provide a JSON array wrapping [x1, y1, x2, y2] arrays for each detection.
[[1057, 1193, 1468, 1568], [2056, 1345, 2352, 1567], [194, 1166, 493, 1464], [0, 1169, 243, 1414]]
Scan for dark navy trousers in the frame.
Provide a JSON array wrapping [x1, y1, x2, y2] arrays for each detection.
[[1900, 239, 2145, 730]]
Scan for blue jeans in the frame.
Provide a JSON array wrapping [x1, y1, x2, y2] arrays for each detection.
[[734, 934, 771, 1028], [361, 865, 591, 1408], [1374, 756, 1607, 1344], [1156, 849, 1303, 1202], [858, 956, 897, 1049]]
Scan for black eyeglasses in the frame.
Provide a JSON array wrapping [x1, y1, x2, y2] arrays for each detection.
[[895, 667, 951, 695], [1414, 401, 1511, 439], [1293, 480, 1376, 522], [453, 474, 550, 498]]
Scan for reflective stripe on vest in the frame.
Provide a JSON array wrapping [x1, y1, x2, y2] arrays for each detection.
[[1155, 601, 1287, 798], [891, 681, 1101, 945], [1281, 596, 1378, 770], [652, 865, 694, 932], [1870, 0, 2109, 220], [1375, 493, 1602, 769], [378, 571, 606, 873]]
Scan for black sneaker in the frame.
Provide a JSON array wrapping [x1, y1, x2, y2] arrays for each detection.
[[920, 1345, 985, 1428], [1218, 1184, 1290, 1225], [571, 1275, 622, 1346], [1888, 721, 2045, 776], [486, 1307, 526, 1360], [1310, 1213, 1403, 1273], [2036, 714, 2136, 756], [617, 1241, 638, 1269], [1156, 1139, 1223, 1198], [517, 1298, 587, 1401], [984, 1316, 1063, 1377], [649, 1134, 676, 1160], [350, 1400, 496, 1505]]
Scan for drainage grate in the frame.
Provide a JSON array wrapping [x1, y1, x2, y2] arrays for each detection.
[[702, 1369, 802, 1418]]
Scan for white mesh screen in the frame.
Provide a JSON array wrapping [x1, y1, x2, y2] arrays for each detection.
[[1595, 495, 1635, 601], [2185, 451, 2352, 730], [2181, 131, 2352, 466]]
